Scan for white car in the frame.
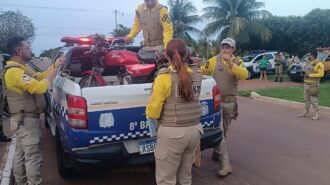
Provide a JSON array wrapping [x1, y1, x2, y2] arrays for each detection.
[[242, 51, 277, 79]]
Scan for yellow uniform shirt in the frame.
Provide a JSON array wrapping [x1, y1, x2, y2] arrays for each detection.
[[201, 55, 248, 80], [4, 61, 54, 94], [304, 60, 324, 83], [127, 1, 173, 47], [146, 65, 192, 119]]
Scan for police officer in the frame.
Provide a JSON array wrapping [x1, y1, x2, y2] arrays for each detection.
[[124, 0, 173, 52], [274, 52, 284, 82], [297, 51, 324, 120], [201, 38, 248, 177], [3, 37, 64, 185], [0, 90, 12, 142], [0, 54, 12, 142], [146, 39, 203, 185], [0, 110, 11, 142]]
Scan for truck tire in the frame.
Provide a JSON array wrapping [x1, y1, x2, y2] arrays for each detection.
[[247, 70, 253, 79], [56, 129, 75, 178]]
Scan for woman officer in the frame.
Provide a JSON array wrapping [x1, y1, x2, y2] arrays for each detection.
[[146, 39, 203, 185]]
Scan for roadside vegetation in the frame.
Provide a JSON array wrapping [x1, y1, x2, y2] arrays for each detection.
[[254, 80, 330, 107]]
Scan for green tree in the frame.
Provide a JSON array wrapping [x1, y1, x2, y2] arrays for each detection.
[[168, 0, 201, 45], [39, 47, 62, 58], [202, 0, 272, 46], [0, 11, 35, 52], [110, 24, 131, 37], [253, 9, 330, 56]]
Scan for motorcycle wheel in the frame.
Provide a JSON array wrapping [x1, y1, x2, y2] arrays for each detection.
[[79, 75, 100, 88]]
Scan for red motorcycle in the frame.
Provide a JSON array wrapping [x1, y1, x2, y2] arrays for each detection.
[[60, 36, 159, 87]]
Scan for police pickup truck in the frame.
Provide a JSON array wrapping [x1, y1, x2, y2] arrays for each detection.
[[45, 40, 222, 178]]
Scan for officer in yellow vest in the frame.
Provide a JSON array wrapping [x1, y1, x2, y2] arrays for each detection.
[[4, 37, 64, 185], [146, 39, 203, 185], [124, 0, 173, 51], [201, 38, 248, 177], [274, 52, 284, 82], [297, 51, 324, 120]]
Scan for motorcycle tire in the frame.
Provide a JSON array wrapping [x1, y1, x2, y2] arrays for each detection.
[[79, 75, 100, 88]]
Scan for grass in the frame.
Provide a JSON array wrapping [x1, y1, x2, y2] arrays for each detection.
[[239, 90, 253, 97], [255, 80, 330, 107]]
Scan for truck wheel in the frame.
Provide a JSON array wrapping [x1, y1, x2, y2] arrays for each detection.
[[56, 130, 75, 178], [247, 70, 253, 79]]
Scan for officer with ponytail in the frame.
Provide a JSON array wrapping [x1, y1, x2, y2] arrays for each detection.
[[146, 39, 203, 185]]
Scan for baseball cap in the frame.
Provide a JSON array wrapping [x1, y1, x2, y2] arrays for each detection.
[[221, 38, 236, 48]]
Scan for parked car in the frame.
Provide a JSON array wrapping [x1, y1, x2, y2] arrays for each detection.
[[288, 48, 330, 82], [242, 51, 277, 79]]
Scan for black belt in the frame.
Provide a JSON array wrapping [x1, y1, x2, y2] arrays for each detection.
[[11, 112, 41, 118]]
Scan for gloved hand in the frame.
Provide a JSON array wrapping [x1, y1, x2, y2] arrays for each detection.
[[147, 118, 158, 137], [123, 36, 132, 44]]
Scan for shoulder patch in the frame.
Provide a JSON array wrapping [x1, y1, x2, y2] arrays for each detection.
[[161, 13, 171, 24], [22, 74, 31, 82]]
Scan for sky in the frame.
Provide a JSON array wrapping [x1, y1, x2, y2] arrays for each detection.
[[0, 0, 329, 56]]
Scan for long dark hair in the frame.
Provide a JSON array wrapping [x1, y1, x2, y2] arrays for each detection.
[[166, 39, 193, 101]]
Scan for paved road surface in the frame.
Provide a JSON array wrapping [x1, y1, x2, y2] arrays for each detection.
[[38, 97, 330, 185]]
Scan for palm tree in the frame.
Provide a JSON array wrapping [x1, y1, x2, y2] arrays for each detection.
[[110, 24, 131, 37], [168, 0, 201, 45], [202, 0, 272, 46]]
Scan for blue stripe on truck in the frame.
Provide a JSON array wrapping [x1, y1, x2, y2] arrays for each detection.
[[55, 99, 220, 148]]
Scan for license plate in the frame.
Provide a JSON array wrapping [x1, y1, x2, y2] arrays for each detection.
[[290, 71, 296, 74], [138, 140, 157, 155]]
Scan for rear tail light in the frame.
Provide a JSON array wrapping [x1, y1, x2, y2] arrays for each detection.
[[66, 94, 88, 129], [212, 85, 221, 112]]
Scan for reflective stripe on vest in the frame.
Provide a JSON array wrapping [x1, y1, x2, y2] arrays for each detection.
[[2, 64, 47, 114], [159, 69, 202, 127], [139, 4, 164, 47], [213, 56, 239, 97]]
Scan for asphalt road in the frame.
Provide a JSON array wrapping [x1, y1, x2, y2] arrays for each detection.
[[41, 97, 330, 185]]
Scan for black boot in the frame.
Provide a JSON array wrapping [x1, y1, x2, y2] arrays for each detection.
[[0, 134, 12, 142], [280, 77, 283, 82], [0, 125, 12, 142], [274, 77, 278, 82]]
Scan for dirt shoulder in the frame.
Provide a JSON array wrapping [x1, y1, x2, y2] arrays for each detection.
[[238, 79, 301, 91]]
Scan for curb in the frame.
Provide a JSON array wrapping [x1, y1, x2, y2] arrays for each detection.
[[0, 138, 16, 185], [250, 91, 330, 114]]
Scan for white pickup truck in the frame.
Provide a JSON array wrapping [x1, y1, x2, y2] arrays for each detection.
[[45, 45, 222, 178]]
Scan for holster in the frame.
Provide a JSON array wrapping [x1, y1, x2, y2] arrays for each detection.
[[309, 83, 319, 96]]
